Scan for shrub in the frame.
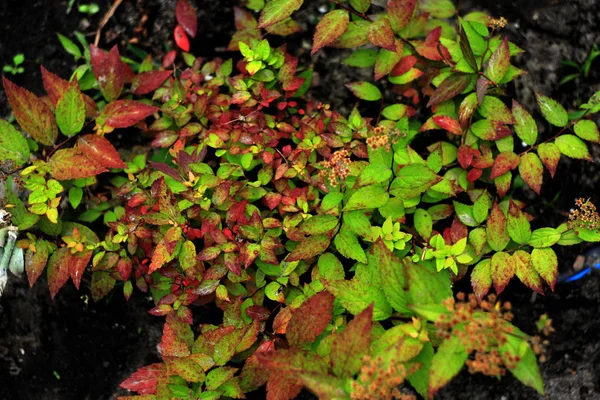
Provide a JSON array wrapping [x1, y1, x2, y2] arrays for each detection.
[[1, 0, 600, 399]]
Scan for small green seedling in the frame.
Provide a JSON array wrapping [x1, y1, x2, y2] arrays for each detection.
[[2, 54, 24, 75]]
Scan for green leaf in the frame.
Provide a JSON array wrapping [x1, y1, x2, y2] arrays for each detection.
[[367, 18, 396, 52], [68, 186, 83, 209], [428, 336, 468, 398], [514, 250, 544, 295], [343, 211, 372, 238], [57, 33, 82, 59], [298, 215, 339, 235], [0, 119, 30, 167], [470, 119, 511, 141], [414, 208, 433, 240], [407, 260, 452, 307], [472, 191, 492, 224], [479, 96, 515, 124], [345, 81, 382, 101], [321, 192, 343, 211], [325, 278, 392, 321], [287, 234, 331, 262], [573, 119, 600, 143], [555, 134, 592, 160], [55, 82, 85, 136], [506, 200, 531, 244], [350, 0, 370, 13], [471, 259, 491, 301], [374, 240, 410, 314], [344, 185, 389, 211], [317, 253, 345, 281], [356, 163, 392, 187], [535, 93, 568, 127], [519, 152, 543, 195], [491, 251, 515, 295], [311, 10, 349, 55], [531, 248, 558, 291], [334, 229, 367, 263], [537, 142, 561, 178], [390, 164, 441, 199], [527, 228, 560, 248], [257, 0, 303, 28], [485, 36, 510, 83], [501, 335, 545, 394], [512, 100, 538, 145], [453, 201, 477, 227], [381, 104, 407, 120], [343, 49, 377, 68]]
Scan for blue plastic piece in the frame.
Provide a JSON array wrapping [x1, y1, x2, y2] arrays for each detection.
[[561, 262, 600, 283]]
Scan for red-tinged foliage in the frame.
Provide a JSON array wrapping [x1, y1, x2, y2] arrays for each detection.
[[175, 0, 197, 38], [77, 134, 126, 169], [90, 45, 125, 101], [120, 363, 165, 394], [433, 115, 462, 135], [490, 151, 520, 179], [99, 100, 158, 128], [158, 322, 191, 358], [286, 291, 334, 347], [2, 76, 58, 146], [391, 55, 417, 76], [387, 0, 417, 32], [311, 10, 349, 55], [413, 27, 451, 61], [287, 234, 331, 262], [40, 66, 97, 118], [486, 202, 510, 252], [367, 18, 396, 52], [486, 37, 511, 84], [330, 304, 373, 377], [427, 73, 471, 108], [491, 252, 515, 295], [131, 70, 172, 95], [471, 259, 491, 302], [47, 248, 73, 299], [49, 148, 108, 180], [174, 25, 190, 52], [69, 250, 92, 290], [25, 241, 50, 287], [519, 152, 544, 194], [257, 0, 303, 29], [538, 142, 561, 178]]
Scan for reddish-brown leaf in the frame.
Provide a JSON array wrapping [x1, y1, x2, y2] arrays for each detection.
[[427, 73, 471, 108], [99, 100, 158, 129], [494, 172, 512, 198], [391, 55, 417, 76], [433, 115, 462, 135], [233, 6, 257, 30], [387, 0, 417, 32], [471, 259, 491, 302], [159, 322, 191, 357], [330, 304, 373, 377], [485, 36, 510, 83], [120, 363, 164, 395], [117, 257, 133, 281], [90, 45, 124, 101], [519, 152, 543, 194], [537, 142, 560, 178], [413, 27, 451, 61], [457, 145, 474, 169], [286, 291, 335, 347], [367, 18, 396, 52], [40, 66, 97, 118], [287, 234, 331, 262], [471, 145, 493, 169], [131, 70, 172, 95], [490, 151, 520, 179], [2, 76, 58, 146], [47, 248, 72, 299], [77, 134, 126, 169], [175, 0, 197, 38], [467, 167, 483, 182], [491, 252, 515, 295], [514, 250, 544, 295], [70, 250, 92, 290], [312, 10, 349, 55], [48, 148, 107, 180], [25, 240, 50, 287], [486, 202, 510, 252]]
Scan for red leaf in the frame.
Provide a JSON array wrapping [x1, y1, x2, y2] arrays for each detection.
[[457, 145, 474, 169], [413, 27, 451, 61], [387, 0, 417, 32], [246, 305, 271, 321], [330, 304, 373, 377], [47, 248, 72, 299], [490, 151, 520, 179], [49, 148, 107, 180], [262, 192, 282, 210], [233, 6, 257, 30], [158, 322, 191, 358], [286, 291, 334, 347], [174, 25, 190, 52], [2, 76, 58, 146], [312, 10, 349, 55], [77, 134, 126, 168], [162, 50, 177, 68], [433, 115, 462, 135], [25, 240, 50, 287], [367, 18, 396, 52], [69, 250, 92, 290], [471, 145, 493, 169], [175, 0, 197, 38], [491, 252, 515, 295], [117, 257, 133, 280], [131, 70, 172, 95], [467, 168, 483, 182], [41, 66, 97, 118], [286, 234, 331, 262], [391, 55, 417, 76], [90, 45, 124, 101], [99, 100, 158, 129], [120, 363, 164, 394], [427, 73, 471, 108]]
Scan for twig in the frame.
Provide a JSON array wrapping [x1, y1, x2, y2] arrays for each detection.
[[94, 0, 124, 46]]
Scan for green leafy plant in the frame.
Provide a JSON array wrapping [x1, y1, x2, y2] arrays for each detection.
[[1, 0, 599, 399], [2, 53, 25, 76], [560, 44, 600, 85]]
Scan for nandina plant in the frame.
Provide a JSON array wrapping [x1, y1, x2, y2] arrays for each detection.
[[1, 0, 600, 399]]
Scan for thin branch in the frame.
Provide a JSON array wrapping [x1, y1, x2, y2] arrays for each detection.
[[94, 0, 124, 46]]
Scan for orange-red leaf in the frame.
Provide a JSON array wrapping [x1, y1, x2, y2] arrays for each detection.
[[25, 240, 50, 287], [387, 0, 417, 32], [99, 100, 158, 129], [286, 291, 334, 347], [174, 25, 190, 52], [70, 250, 92, 290], [490, 151, 520, 179], [77, 134, 126, 168], [312, 10, 349, 55], [2, 76, 58, 146], [49, 148, 107, 180], [120, 363, 164, 395], [175, 0, 197, 38], [131, 70, 172, 95], [433, 115, 462, 135], [491, 252, 515, 295], [90, 45, 124, 101], [367, 18, 396, 52], [47, 248, 72, 299], [159, 322, 191, 358]]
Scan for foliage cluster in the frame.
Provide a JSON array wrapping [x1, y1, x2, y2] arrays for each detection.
[[2, 0, 600, 399]]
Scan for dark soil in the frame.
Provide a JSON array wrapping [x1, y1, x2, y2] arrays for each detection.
[[1, 0, 600, 399]]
